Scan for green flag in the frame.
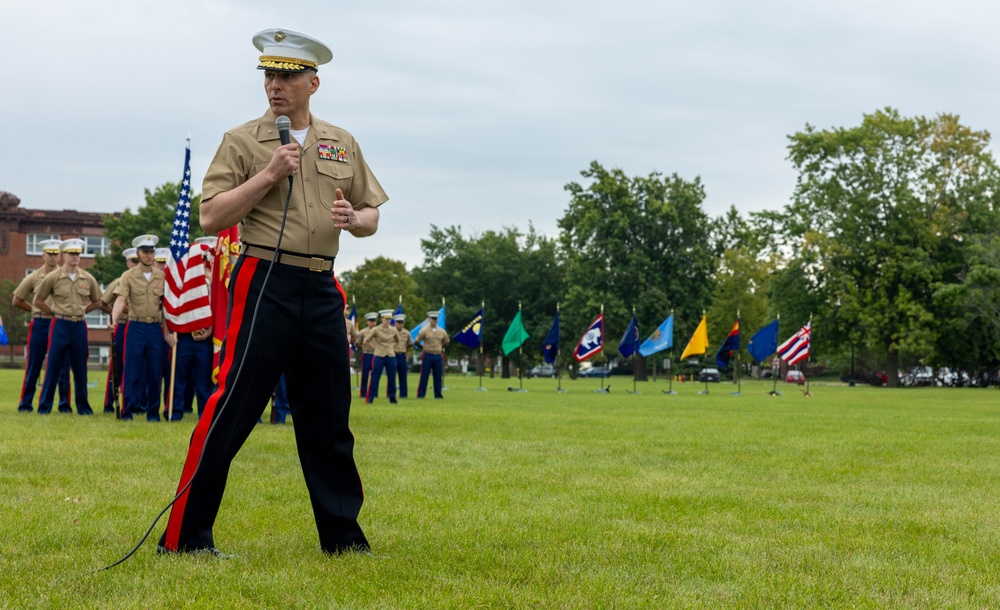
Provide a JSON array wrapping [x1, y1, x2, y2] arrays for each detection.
[[502, 311, 531, 355]]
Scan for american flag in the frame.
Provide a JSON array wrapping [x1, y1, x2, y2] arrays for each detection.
[[164, 140, 211, 333], [777, 320, 811, 366]]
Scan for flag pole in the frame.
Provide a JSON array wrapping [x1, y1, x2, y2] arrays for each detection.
[[555, 302, 567, 393], [167, 334, 178, 421], [731, 309, 741, 396], [664, 308, 677, 395], [629, 305, 639, 394], [598, 304, 608, 393], [804, 314, 813, 397], [770, 313, 780, 396], [476, 299, 486, 392], [700, 310, 709, 395], [440, 297, 447, 391]]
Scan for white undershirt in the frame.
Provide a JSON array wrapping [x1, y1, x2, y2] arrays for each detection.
[[143, 272, 152, 281], [68, 273, 77, 281], [290, 127, 309, 146]]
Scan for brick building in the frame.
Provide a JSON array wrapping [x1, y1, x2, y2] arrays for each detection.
[[0, 190, 116, 362]]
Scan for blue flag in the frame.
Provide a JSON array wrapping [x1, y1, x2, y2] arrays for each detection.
[[394, 303, 403, 316], [638, 314, 673, 357], [542, 313, 559, 364], [748, 320, 779, 363], [574, 314, 604, 362], [618, 314, 640, 359], [452, 308, 484, 348], [0, 324, 7, 347], [715, 318, 740, 367]]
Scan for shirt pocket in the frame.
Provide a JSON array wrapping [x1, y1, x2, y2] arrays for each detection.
[[253, 161, 298, 210], [75, 280, 92, 296], [317, 160, 355, 209]]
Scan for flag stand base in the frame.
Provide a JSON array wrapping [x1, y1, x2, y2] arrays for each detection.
[[475, 387, 488, 392], [507, 387, 528, 393], [662, 390, 678, 395], [593, 387, 611, 393], [697, 390, 709, 395], [556, 388, 569, 393], [730, 391, 741, 396], [768, 390, 782, 396], [627, 390, 642, 394]]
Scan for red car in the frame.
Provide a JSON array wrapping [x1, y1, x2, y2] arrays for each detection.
[[785, 370, 805, 385]]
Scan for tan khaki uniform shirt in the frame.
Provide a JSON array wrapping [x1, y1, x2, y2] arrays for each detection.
[[368, 325, 400, 358], [101, 276, 129, 318], [345, 320, 359, 345], [394, 326, 414, 356], [14, 267, 56, 318], [202, 109, 388, 257], [357, 326, 377, 354], [34, 267, 101, 318], [114, 266, 166, 321], [416, 326, 450, 354]]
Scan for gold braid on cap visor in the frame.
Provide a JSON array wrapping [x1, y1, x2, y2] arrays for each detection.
[[258, 55, 318, 71]]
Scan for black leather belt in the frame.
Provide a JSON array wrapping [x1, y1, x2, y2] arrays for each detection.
[[241, 244, 335, 272]]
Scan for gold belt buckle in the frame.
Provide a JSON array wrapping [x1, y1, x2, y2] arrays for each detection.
[[308, 257, 325, 272]]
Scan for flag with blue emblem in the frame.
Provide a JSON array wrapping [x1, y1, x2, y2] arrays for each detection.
[[164, 139, 211, 333], [542, 313, 559, 364], [574, 314, 604, 362], [638, 314, 673, 357], [748, 319, 779, 363], [452, 308, 484, 348], [410, 305, 447, 345], [618, 314, 640, 359]]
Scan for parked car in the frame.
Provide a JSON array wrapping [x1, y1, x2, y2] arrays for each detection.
[[785, 370, 805, 384], [698, 367, 720, 382], [578, 365, 610, 378], [529, 364, 557, 378]]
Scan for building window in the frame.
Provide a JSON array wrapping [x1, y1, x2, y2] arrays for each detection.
[[86, 309, 110, 329], [26, 233, 61, 255], [82, 236, 109, 258], [88, 345, 109, 366]]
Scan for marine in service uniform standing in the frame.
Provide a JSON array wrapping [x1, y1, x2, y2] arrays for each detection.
[[356, 311, 378, 398], [113, 235, 176, 421], [158, 28, 387, 557], [100, 247, 139, 414], [416, 311, 449, 399], [12, 239, 71, 413], [365, 309, 399, 404], [393, 313, 414, 398], [32, 238, 103, 415]]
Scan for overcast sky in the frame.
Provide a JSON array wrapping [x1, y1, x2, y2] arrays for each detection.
[[5, 0, 999, 272]]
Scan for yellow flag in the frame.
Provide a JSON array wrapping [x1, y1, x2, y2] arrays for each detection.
[[680, 315, 709, 360]]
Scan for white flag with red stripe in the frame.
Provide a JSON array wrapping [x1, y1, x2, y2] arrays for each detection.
[[777, 320, 811, 366], [164, 140, 211, 333]]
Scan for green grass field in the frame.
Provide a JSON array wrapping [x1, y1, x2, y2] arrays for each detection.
[[2, 370, 1000, 609]]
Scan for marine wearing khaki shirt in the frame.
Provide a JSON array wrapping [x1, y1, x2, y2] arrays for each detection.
[[367, 324, 400, 358], [113, 266, 167, 323], [415, 325, 450, 354], [34, 268, 102, 318], [14, 267, 56, 319], [393, 323, 413, 356], [203, 109, 387, 258]]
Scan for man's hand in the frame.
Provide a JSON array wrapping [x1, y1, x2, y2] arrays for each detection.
[[330, 188, 355, 230], [267, 142, 300, 181]]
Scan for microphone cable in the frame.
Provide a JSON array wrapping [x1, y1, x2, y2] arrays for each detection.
[[96, 152, 297, 573]]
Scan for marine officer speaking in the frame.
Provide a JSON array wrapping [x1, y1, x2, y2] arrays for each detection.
[[158, 28, 387, 557]]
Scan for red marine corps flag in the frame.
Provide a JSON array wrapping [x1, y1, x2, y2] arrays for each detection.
[[164, 140, 212, 333], [211, 226, 238, 384]]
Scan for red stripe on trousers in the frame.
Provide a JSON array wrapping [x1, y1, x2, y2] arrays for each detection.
[[162, 257, 259, 550], [19, 319, 34, 402]]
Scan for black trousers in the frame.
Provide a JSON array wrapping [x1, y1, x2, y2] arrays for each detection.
[[159, 254, 368, 553]]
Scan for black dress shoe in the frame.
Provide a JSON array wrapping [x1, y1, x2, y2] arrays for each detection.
[[157, 544, 232, 559]]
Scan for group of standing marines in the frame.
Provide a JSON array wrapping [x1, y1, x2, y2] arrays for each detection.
[[357, 308, 450, 402], [13, 235, 217, 421]]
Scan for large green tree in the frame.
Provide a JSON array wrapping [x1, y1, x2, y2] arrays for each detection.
[[89, 182, 203, 286], [340, 256, 425, 317], [706, 246, 775, 375], [413, 225, 563, 377], [558, 162, 715, 377], [783, 108, 1000, 385]]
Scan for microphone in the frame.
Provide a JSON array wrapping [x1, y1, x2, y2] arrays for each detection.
[[275, 115, 293, 186], [275, 115, 291, 146]]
